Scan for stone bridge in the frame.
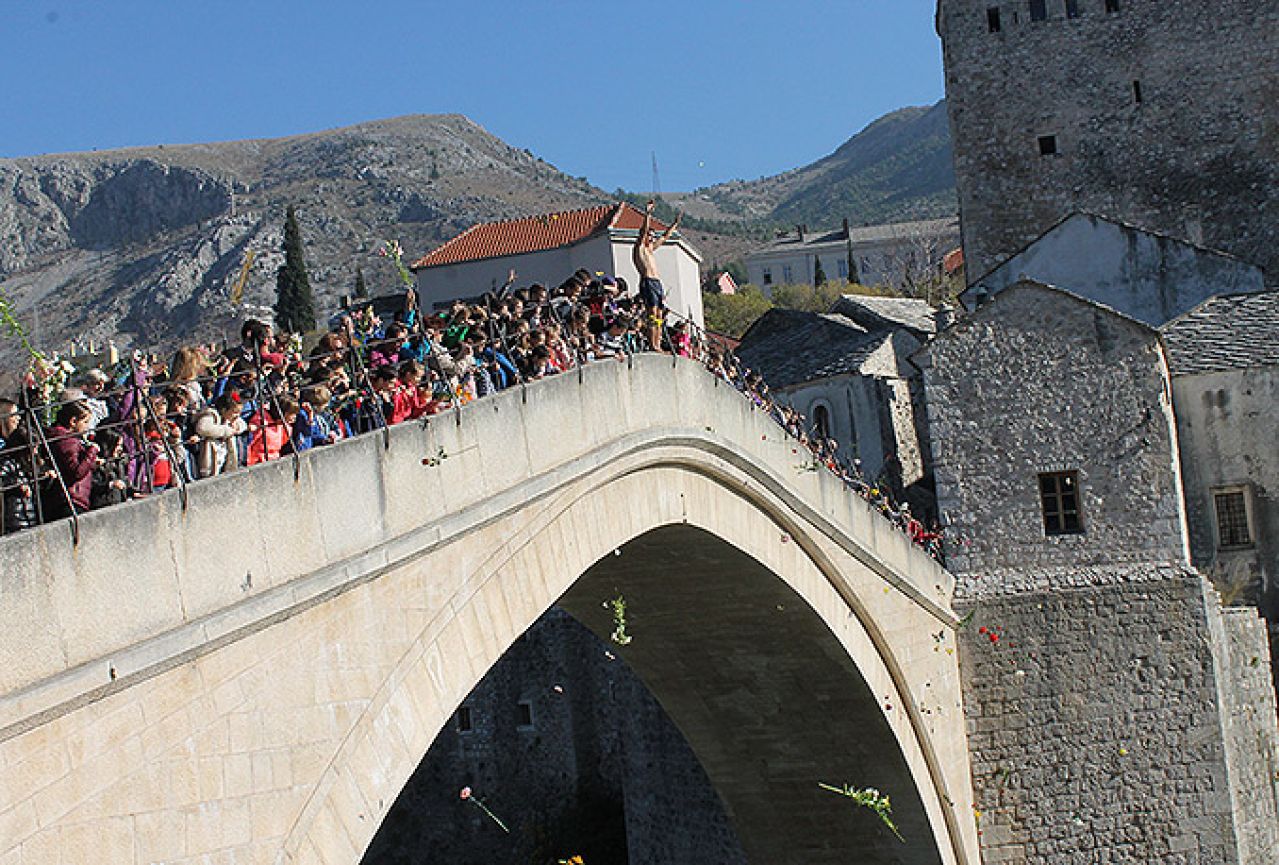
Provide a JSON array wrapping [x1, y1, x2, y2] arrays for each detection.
[[0, 356, 980, 864]]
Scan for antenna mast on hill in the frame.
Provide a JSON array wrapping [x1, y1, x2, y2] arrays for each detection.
[[651, 151, 661, 198]]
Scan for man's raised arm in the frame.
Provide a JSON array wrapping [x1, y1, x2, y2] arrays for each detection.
[[655, 211, 683, 248], [638, 199, 655, 245]]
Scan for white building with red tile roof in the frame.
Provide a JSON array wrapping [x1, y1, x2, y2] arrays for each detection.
[[409, 202, 704, 326]]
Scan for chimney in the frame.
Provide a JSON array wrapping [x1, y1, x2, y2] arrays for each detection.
[[795, 224, 805, 242], [934, 303, 956, 331]]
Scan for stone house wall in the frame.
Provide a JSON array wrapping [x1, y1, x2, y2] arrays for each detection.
[[1171, 366, 1279, 619], [937, 0, 1279, 282], [920, 282, 1187, 575]]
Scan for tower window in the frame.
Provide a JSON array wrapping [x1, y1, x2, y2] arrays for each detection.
[[1105, 0, 1120, 12], [456, 706, 474, 733], [517, 700, 535, 729], [1065, 0, 1081, 17], [1038, 135, 1058, 156], [1029, 0, 1047, 22], [987, 6, 1002, 32], [1039, 471, 1083, 535], [1132, 80, 1144, 104]]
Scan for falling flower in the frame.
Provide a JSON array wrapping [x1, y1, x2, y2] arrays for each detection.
[[553, 685, 564, 694], [603, 594, 632, 646], [459, 786, 509, 833], [819, 783, 904, 841]]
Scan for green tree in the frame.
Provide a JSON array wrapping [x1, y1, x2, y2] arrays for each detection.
[[275, 206, 317, 333], [354, 267, 369, 299], [771, 279, 891, 314], [813, 256, 827, 286], [702, 286, 773, 338]]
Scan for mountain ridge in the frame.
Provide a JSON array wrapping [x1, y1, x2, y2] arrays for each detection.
[[0, 104, 956, 365], [671, 100, 955, 230]]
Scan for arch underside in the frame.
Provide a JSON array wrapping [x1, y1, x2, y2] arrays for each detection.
[[272, 453, 971, 865], [560, 524, 942, 865], [0, 432, 973, 864]]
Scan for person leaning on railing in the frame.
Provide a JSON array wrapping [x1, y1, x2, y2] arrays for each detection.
[[43, 401, 98, 519], [0, 398, 40, 534], [0, 261, 953, 562]]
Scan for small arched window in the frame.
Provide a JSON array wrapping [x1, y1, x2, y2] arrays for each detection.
[[813, 404, 832, 440]]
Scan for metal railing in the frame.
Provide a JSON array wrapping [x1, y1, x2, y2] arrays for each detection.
[[0, 282, 948, 561]]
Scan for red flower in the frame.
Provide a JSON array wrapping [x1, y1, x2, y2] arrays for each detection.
[[978, 626, 987, 634], [989, 634, 999, 643]]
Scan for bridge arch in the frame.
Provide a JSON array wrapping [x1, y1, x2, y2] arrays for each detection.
[[0, 357, 977, 865]]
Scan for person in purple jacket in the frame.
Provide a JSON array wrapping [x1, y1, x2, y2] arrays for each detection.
[[44, 401, 98, 517]]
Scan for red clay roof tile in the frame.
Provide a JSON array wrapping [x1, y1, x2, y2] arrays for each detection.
[[410, 202, 671, 270]]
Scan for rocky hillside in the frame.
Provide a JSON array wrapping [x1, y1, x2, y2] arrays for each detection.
[[0, 103, 956, 367], [671, 101, 956, 230], [0, 114, 610, 361]]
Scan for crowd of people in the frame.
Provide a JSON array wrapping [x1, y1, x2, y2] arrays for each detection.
[[0, 267, 947, 562]]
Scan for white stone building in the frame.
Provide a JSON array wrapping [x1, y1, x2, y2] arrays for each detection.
[[962, 213, 1266, 327], [743, 217, 959, 293], [410, 202, 704, 327], [734, 295, 940, 501], [1162, 290, 1279, 618]]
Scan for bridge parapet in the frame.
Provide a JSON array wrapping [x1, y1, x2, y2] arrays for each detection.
[[0, 355, 952, 721], [0, 353, 980, 865]]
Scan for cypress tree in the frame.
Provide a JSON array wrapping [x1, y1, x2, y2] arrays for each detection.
[[275, 206, 317, 333], [813, 256, 827, 286], [846, 238, 860, 285], [354, 267, 369, 299]]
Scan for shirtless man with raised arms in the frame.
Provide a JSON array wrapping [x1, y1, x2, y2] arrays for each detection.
[[632, 198, 682, 351]]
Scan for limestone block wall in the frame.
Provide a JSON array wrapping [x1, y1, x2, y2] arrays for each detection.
[[921, 283, 1187, 574], [1213, 608, 1279, 864], [938, 0, 1279, 281], [957, 570, 1279, 864]]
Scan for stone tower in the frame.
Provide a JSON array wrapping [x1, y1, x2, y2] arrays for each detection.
[[936, 0, 1279, 282]]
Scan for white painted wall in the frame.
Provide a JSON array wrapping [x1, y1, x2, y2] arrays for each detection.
[[745, 234, 957, 294], [416, 235, 704, 328], [1172, 367, 1279, 613], [415, 235, 616, 309], [608, 239, 704, 327], [969, 214, 1265, 326], [777, 373, 902, 482]]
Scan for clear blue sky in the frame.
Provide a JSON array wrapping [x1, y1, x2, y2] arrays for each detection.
[[0, 1, 944, 192]]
